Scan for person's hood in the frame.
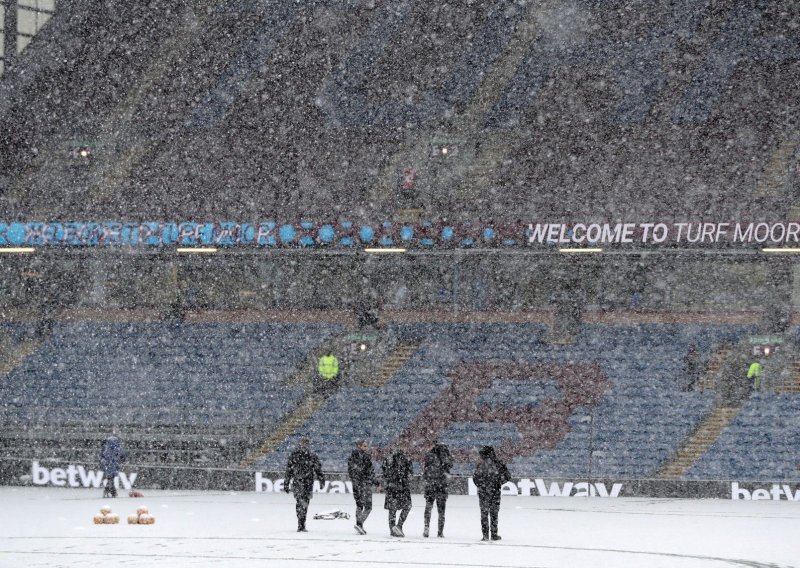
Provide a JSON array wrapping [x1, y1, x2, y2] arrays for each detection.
[[479, 446, 496, 460]]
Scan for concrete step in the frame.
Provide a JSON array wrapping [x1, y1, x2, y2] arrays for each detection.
[[756, 140, 796, 197], [698, 347, 731, 391], [784, 360, 800, 391], [365, 343, 420, 388], [657, 406, 740, 480], [91, 2, 226, 203], [0, 338, 41, 379], [239, 397, 324, 467]]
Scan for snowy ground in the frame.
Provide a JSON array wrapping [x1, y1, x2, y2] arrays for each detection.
[[0, 487, 797, 568]]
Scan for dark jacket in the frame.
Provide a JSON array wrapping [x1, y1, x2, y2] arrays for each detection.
[[423, 443, 453, 492], [382, 451, 412, 510], [285, 447, 324, 495], [347, 448, 375, 488], [99, 436, 126, 477], [684, 345, 701, 389], [473, 448, 510, 497]]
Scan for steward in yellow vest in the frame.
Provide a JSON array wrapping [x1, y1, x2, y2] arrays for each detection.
[[318, 353, 340, 381], [747, 361, 763, 390]]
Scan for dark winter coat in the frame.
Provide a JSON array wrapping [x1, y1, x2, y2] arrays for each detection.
[[347, 448, 375, 488], [423, 443, 453, 494], [684, 345, 701, 390], [99, 436, 126, 478], [382, 452, 412, 510], [285, 447, 325, 495], [473, 450, 511, 498]]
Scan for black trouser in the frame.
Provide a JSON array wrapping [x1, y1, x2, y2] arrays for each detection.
[[388, 506, 410, 530], [478, 491, 501, 538], [424, 488, 447, 534], [294, 487, 312, 529], [102, 473, 118, 497], [352, 483, 373, 527]]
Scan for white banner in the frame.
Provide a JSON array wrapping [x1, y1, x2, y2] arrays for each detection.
[[528, 222, 800, 245]]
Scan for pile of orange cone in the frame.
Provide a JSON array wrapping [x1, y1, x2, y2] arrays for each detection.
[[127, 505, 155, 525], [93, 505, 120, 524]]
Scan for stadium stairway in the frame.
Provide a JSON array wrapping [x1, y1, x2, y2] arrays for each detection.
[[657, 336, 775, 479], [697, 345, 732, 391], [656, 406, 741, 479], [90, 0, 226, 205], [685, 392, 800, 480], [775, 361, 800, 393], [238, 329, 371, 466], [240, 396, 326, 468], [756, 138, 797, 198], [0, 336, 41, 381], [376, 0, 539, 211], [362, 342, 420, 388], [455, 141, 509, 202], [241, 336, 420, 466], [286, 329, 397, 386], [451, 3, 545, 202]]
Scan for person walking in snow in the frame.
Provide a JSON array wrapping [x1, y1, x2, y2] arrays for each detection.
[[382, 449, 412, 537], [100, 434, 126, 498], [423, 440, 453, 537], [284, 437, 325, 532], [473, 445, 510, 541], [348, 439, 375, 534]]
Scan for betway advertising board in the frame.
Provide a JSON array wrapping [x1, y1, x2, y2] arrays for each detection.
[[4, 461, 799, 500], [255, 473, 623, 497], [731, 482, 800, 501], [254, 472, 352, 494], [29, 461, 137, 490], [467, 478, 623, 498]]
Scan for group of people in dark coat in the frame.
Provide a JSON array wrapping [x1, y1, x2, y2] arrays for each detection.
[[285, 437, 511, 541]]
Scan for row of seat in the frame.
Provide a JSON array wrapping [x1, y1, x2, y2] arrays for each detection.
[[2, 320, 793, 480], [0, 323, 340, 427], [687, 392, 800, 480], [258, 323, 754, 476]]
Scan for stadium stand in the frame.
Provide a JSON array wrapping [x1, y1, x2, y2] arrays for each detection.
[[0, 0, 797, 220], [686, 391, 800, 481], [0, 321, 341, 465], [255, 323, 759, 479], [1, 0, 798, 492]]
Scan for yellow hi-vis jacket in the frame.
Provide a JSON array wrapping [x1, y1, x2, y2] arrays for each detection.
[[747, 362, 762, 389], [318, 355, 339, 380]]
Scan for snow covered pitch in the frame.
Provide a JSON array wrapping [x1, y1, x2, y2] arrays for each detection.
[[0, 487, 796, 568]]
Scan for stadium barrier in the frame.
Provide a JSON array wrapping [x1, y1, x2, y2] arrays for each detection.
[[1, 458, 798, 500]]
